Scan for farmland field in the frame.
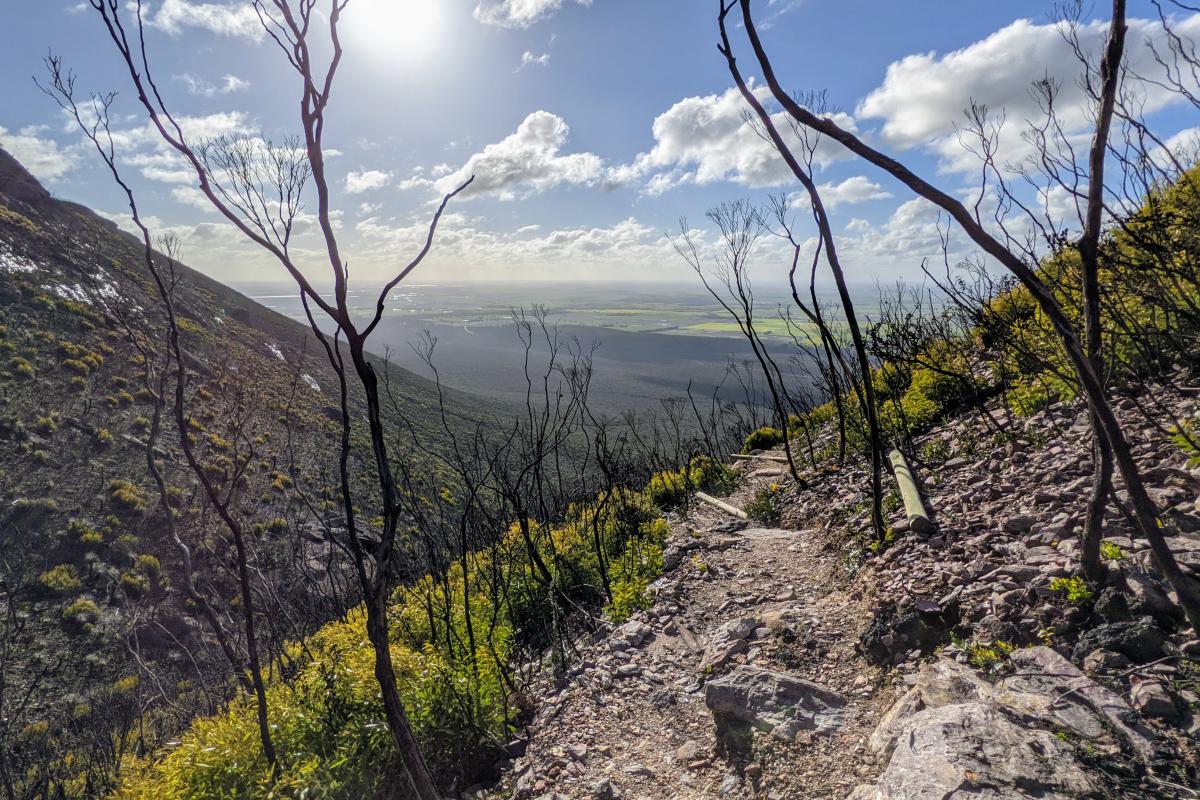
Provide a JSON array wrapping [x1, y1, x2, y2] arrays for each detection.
[[234, 280, 875, 414]]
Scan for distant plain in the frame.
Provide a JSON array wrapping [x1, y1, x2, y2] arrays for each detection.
[[235, 281, 875, 414]]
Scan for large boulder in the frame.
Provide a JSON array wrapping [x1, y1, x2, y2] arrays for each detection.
[[998, 646, 1157, 765], [847, 703, 1100, 799], [855, 648, 1158, 799], [705, 665, 846, 756], [1071, 617, 1166, 664], [859, 598, 960, 666]]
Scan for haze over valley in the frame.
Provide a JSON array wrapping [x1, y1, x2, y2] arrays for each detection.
[[238, 280, 874, 412]]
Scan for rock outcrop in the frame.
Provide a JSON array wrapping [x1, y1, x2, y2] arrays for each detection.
[[849, 647, 1158, 799], [704, 665, 846, 754]]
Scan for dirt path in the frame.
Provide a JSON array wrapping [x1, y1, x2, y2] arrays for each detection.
[[498, 495, 893, 800]]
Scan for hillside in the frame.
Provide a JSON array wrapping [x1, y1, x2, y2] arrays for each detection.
[[491, 388, 1200, 799], [0, 147, 485, 796]]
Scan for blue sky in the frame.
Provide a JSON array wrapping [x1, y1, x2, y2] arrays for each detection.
[[2, 0, 1198, 288]]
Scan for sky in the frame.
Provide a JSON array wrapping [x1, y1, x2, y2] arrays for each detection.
[[2, 0, 1199, 290]]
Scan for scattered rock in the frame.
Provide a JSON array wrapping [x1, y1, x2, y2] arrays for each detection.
[[1130, 680, 1177, 719], [700, 616, 759, 673], [675, 740, 701, 761], [617, 621, 652, 647], [590, 778, 621, 799], [1124, 573, 1179, 626], [1072, 617, 1166, 664], [859, 599, 959, 666], [704, 665, 846, 754], [1004, 514, 1037, 533], [1082, 648, 1130, 675], [1094, 585, 1132, 622]]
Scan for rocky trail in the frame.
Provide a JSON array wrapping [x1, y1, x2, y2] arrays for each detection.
[[499, 512, 891, 800], [492, 385, 1200, 800]]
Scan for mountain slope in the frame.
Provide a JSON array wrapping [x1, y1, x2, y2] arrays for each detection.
[[0, 147, 484, 797]]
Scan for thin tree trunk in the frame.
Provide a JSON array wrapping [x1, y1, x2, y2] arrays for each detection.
[[727, 0, 1200, 630], [718, 25, 884, 537], [1079, 0, 1126, 582], [351, 345, 443, 800]]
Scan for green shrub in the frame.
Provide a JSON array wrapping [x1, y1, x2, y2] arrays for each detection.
[[120, 572, 151, 598], [968, 639, 1015, 669], [1049, 575, 1093, 605], [10, 356, 34, 379], [686, 454, 737, 496], [37, 564, 82, 595], [646, 469, 686, 507], [10, 497, 58, 520], [18, 720, 50, 744], [608, 574, 653, 623], [744, 483, 783, 523], [0, 205, 39, 234], [133, 554, 161, 578], [742, 426, 784, 453], [921, 437, 951, 463], [206, 433, 231, 452], [646, 456, 735, 508], [106, 391, 135, 409], [111, 478, 678, 798], [61, 358, 90, 376], [62, 598, 100, 632], [69, 519, 104, 545], [1170, 420, 1200, 467], [109, 479, 149, 513]]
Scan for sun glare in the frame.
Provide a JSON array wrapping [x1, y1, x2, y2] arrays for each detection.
[[346, 0, 443, 57]]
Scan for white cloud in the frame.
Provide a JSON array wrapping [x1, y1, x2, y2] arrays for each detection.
[[355, 213, 676, 279], [813, 176, 893, 209], [345, 169, 393, 194], [857, 14, 1200, 173], [518, 50, 551, 69], [1150, 126, 1200, 171], [148, 0, 264, 40], [614, 85, 855, 195], [474, 0, 591, 28], [0, 125, 80, 181], [761, 0, 804, 27], [176, 73, 251, 97], [171, 185, 213, 210], [99, 110, 254, 183], [808, 196, 955, 280], [431, 111, 604, 200]]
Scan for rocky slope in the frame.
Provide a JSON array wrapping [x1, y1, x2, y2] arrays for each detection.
[[487, 384, 1200, 799]]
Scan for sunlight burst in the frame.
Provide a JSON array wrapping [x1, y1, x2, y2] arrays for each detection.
[[345, 0, 443, 58]]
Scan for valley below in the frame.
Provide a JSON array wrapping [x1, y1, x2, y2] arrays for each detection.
[[237, 281, 859, 413]]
